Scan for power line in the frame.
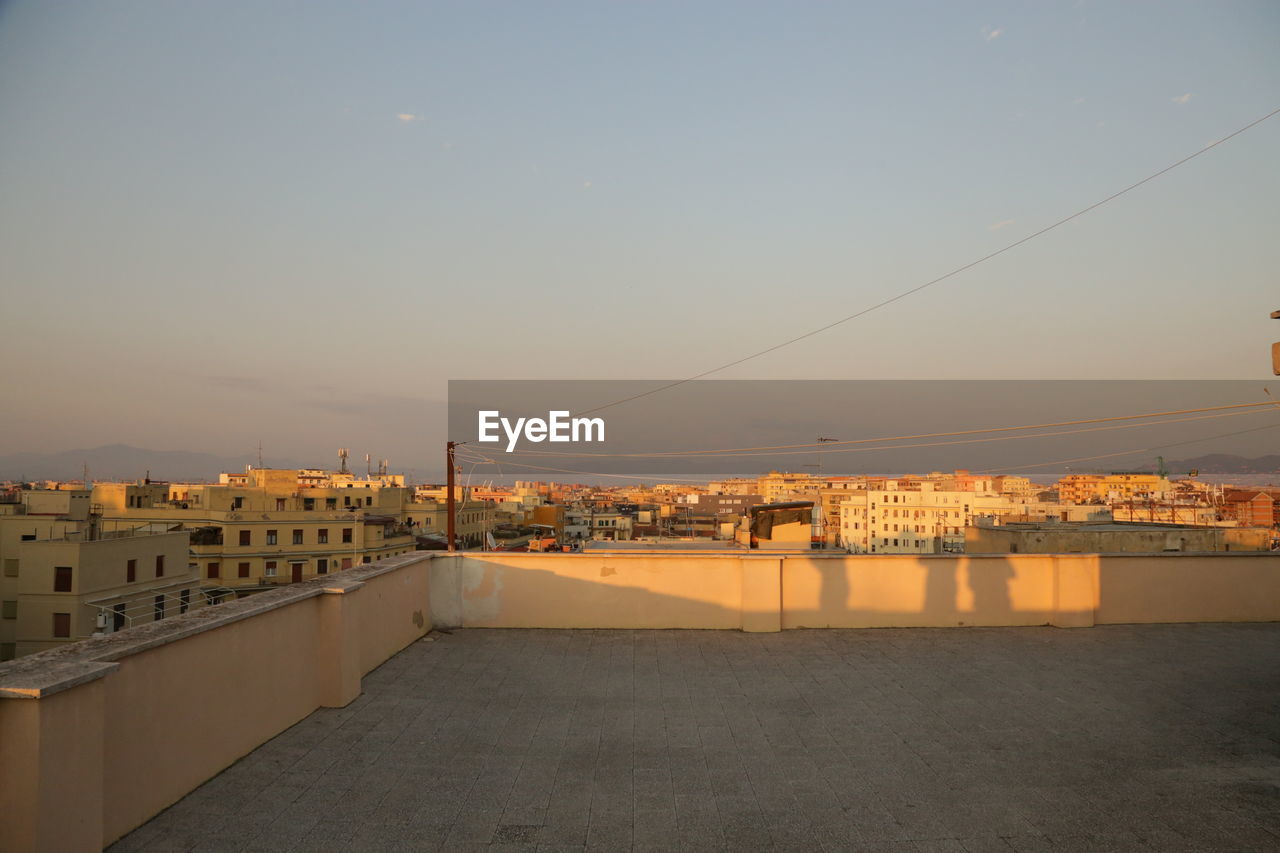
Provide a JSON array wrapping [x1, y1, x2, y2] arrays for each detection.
[[503, 407, 1270, 461], [452, 448, 712, 483], [976, 418, 1280, 474], [498, 399, 1278, 458], [572, 106, 1280, 418]]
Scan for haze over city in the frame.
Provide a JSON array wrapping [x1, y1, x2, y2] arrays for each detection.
[[2, 1, 1279, 466]]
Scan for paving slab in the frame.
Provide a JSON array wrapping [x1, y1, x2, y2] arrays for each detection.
[[112, 625, 1280, 851]]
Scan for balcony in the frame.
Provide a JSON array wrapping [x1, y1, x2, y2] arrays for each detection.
[[1, 550, 1278, 851]]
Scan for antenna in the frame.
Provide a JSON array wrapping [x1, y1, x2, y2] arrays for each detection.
[[365, 453, 371, 476], [257, 441, 264, 469], [338, 448, 350, 474]]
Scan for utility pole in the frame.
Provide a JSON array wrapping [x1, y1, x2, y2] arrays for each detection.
[[446, 441, 457, 552], [1271, 309, 1280, 374]]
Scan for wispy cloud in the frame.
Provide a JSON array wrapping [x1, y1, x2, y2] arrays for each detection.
[[396, 112, 423, 123], [981, 25, 1004, 42], [988, 219, 1015, 231], [1171, 92, 1193, 105], [583, 179, 593, 189]]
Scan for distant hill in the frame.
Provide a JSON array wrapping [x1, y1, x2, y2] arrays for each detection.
[[0, 445, 306, 482], [1135, 454, 1280, 475]]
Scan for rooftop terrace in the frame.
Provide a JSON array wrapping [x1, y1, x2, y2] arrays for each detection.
[[2, 551, 1278, 851], [112, 624, 1280, 852]]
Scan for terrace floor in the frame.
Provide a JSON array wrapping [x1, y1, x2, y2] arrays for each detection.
[[112, 625, 1280, 852]]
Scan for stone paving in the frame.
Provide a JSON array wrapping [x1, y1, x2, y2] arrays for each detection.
[[112, 625, 1280, 852]]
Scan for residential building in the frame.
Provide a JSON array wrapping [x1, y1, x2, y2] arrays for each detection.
[[0, 490, 196, 659]]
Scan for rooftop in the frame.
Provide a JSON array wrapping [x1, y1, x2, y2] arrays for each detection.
[[110, 623, 1279, 852]]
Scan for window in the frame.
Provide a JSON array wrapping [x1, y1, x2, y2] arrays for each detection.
[[154, 595, 165, 622], [113, 603, 125, 631], [366, 497, 373, 506], [342, 528, 353, 543], [1, 601, 16, 619], [292, 529, 303, 545], [341, 557, 352, 570], [265, 561, 277, 577], [343, 496, 351, 506], [127, 559, 137, 583], [180, 589, 190, 614], [239, 530, 251, 546], [362, 556, 371, 564], [54, 566, 73, 592], [325, 498, 336, 509], [53, 612, 72, 637], [207, 562, 220, 579], [232, 496, 244, 510], [275, 498, 286, 511], [317, 559, 328, 575], [317, 529, 328, 544], [266, 530, 278, 545], [238, 562, 250, 578], [3, 558, 17, 578], [303, 498, 315, 511], [155, 555, 165, 578]]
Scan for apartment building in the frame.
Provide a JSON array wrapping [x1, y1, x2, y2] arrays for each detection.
[[839, 486, 1014, 554], [92, 469, 417, 591], [0, 490, 195, 659], [1056, 473, 1173, 504]]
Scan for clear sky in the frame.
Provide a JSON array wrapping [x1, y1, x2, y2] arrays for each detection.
[[1, 1, 1277, 470]]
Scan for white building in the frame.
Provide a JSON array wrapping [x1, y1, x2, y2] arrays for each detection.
[[839, 485, 1014, 554]]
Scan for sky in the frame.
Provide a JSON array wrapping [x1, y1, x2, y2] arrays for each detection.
[[1, 1, 1278, 473]]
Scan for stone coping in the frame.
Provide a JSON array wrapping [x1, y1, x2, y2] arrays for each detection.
[[0, 552, 434, 700]]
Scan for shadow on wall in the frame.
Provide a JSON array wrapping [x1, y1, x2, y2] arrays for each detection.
[[434, 554, 746, 629], [803, 554, 1029, 629], [433, 551, 1280, 632], [437, 553, 1089, 631]]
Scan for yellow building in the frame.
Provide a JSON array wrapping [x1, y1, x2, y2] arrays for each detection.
[[1056, 473, 1172, 504], [92, 469, 417, 592], [1, 490, 196, 659]]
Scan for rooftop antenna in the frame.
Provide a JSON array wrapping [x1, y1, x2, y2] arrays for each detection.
[[365, 453, 371, 477], [257, 441, 264, 470], [338, 448, 350, 474]]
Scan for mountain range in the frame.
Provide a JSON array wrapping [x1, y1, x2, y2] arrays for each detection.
[[0, 445, 305, 482]]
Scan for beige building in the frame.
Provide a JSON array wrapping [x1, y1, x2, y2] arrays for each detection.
[[839, 487, 1014, 554], [1056, 473, 1173, 504], [92, 469, 417, 592], [967, 520, 1272, 554], [1, 490, 196, 660]]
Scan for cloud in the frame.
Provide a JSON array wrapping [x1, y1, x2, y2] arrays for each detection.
[[982, 25, 1004, 41], [1072, 96, 1086, 105], [988, 219, 1015, 231], [1171, 93, 1193, 105], [583, 180, 593, 189], [396, 113, 422, 122]]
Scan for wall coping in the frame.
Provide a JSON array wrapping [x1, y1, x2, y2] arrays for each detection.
[[0, 552, 433, 700]]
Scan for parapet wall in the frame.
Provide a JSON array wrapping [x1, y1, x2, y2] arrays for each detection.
[[0, 554, 432, 852], [434, 550, 1280, 632]]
